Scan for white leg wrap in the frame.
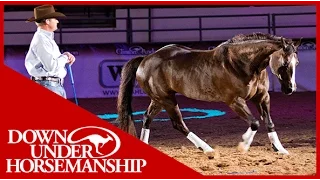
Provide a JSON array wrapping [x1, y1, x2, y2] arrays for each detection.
[[242, 127, 252, 141], [240, 127, 257, 152], [268, 131, 289, 154], [187, 132, 213, 153], [140, 128, 150, 144]]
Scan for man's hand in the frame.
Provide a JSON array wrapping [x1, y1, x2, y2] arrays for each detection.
[[63, 52, 76, 65]]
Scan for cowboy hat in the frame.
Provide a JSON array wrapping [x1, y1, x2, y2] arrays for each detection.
[[26, 4, 66, 22]]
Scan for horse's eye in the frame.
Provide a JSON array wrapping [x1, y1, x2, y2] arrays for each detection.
[[278, 74, 282, 80]]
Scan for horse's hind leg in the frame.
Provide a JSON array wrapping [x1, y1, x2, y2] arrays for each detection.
[[161, 95, 215, 157], [140, 100, 162, 144], [228, 97, 260, 153], [251, 93, 289, 154]]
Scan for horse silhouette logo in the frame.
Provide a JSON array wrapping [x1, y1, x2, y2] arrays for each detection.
[[67, 126, 121, 158]]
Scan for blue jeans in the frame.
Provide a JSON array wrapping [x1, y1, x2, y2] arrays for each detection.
[[35, 80, 67, 99]]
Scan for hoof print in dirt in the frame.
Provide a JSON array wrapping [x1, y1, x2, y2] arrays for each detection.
[[205, 150, 219, 160]]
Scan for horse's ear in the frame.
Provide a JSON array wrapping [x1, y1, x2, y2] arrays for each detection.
[[294, 37, 303, 47], [281, 37, 288, 49]]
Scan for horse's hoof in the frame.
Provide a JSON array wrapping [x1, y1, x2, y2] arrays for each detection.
[[276, 149, 289, 155], [205, 150, 219, 160], [271, 143, 289, 155], [237, 142, 249, 153]]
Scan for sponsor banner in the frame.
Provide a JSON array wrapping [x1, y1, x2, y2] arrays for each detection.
[[4, 40, 316, 99]]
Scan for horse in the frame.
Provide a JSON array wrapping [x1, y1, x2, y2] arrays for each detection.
[[116, 32, 301, 158]]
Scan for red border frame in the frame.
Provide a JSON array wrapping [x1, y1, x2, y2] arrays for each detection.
[[1, 1, 318, 179]]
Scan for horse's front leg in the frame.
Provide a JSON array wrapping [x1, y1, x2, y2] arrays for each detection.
[[228, 97, 260, 153], [251, 93, 289, 154]]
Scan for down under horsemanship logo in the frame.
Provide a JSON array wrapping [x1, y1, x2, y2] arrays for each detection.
[[6, 126, 147, 173]]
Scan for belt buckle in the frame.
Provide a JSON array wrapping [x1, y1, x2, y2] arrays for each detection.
[[54, 77, 62, 85], [47, 77, 57, 83]]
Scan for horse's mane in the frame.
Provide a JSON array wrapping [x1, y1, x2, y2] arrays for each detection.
[[228, 32, 282, 43], [219, 32, 291, 46]]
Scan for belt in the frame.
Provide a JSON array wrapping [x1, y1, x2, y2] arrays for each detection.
[[31, 76, 63, 84]]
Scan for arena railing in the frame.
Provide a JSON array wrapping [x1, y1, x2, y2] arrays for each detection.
[[4, 11, 315, 45]]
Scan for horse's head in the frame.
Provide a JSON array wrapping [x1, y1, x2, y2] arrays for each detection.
[[269, 38, 302, 95]]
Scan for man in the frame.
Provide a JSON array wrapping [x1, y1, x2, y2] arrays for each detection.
[[25, 4, 75, 98]]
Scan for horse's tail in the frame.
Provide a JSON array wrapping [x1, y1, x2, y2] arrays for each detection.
[[117, 56, 144, 137]]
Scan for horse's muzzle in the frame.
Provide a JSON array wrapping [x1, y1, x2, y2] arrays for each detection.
[[281, 86, 294, 95]]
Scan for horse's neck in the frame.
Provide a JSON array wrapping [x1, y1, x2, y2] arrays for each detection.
[[250, 43, 281, 74], [223, 42, 280, 79]]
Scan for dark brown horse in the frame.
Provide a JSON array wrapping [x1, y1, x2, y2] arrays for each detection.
[[117, 33, 301, 157]]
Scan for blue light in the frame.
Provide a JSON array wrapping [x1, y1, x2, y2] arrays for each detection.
[[98, 108, 225, 122]]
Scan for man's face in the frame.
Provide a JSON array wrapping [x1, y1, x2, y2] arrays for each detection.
[[46, 18, 59, 31]]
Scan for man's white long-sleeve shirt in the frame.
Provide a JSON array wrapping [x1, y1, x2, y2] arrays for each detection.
[[25, 27, 68, 79]]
